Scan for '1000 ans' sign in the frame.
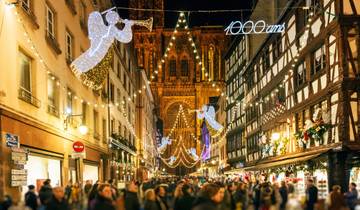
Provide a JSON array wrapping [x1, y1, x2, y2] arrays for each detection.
[[225, 20, 285, 35]]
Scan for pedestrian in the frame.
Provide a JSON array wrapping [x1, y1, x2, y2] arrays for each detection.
[[70, 182, 82, 209], [24, 185, 38, 210], [84, 180, 93, 197], [108, 179, 119, 201], [39, 179, 52, 206], [327, 185, 347, 210], [345, 183, 359, 210], [89, 184, 115, 210], [124, 181, 140, 210], [285, 183, 302, 210], [144, 189, 159, 210], [253, 181, 261, 210], [305, 179, 318, 210], [192, 183, 225, 210], [174, 184, 194, 210], [64, 183, 72, 203], [155, 185, 169, 210], [259, 182, 276, 210], [88, 182, 100, 209], [8, 197, 31, 210], [233, 182, 248, 210], [278, 181, 288, 210], [45, 187, 70, 210]]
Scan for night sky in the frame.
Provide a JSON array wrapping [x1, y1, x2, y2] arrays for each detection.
[[113, 0, 254, 28]]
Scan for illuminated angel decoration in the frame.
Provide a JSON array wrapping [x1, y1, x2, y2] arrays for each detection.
[[188, 147, 199, 161], [197, 105, 223, 132], [168, 156, 176, 165], [71, 11, 134, 75], [157, 136, 172, 154]]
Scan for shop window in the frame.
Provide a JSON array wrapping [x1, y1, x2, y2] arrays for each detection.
[[65, 30, 74, 63], [169, 59, 176, 77], [311, 45, 326, 76], [295, 61, 306, 87], [181, 59, 189, 77]]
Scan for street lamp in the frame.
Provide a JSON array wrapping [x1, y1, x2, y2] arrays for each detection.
[[64, 108, 88, 135], [271, 132, 280, 141], [78, 124, 89, 135]]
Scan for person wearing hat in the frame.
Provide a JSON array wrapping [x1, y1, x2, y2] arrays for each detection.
[[25, 185, 38, 210]]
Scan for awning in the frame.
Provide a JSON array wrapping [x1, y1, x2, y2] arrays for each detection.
[[244, 148, 330, 171]]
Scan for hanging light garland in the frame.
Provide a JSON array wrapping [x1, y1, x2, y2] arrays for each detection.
[[149, 12, 209, 83]]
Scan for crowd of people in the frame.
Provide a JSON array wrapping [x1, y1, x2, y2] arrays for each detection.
[[0, 177, 359, 210]]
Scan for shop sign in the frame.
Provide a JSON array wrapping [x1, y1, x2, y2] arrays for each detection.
[[225, 20, 285, 35], [11, 180, 27, 187], [4, 133, 19, 148], [11, 169, 27, 187]]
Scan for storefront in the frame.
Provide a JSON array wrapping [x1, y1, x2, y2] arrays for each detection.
[[0, 109, 107, 200], [83, 162, 99, 184], [350, 167, 360, 195]]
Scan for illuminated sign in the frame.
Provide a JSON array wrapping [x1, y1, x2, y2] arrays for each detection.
[[225, 20, 285, 35]]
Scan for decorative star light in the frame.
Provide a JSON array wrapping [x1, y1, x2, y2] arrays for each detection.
[[71, 11, 134, 76]]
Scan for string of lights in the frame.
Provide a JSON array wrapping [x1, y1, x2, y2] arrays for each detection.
[[3, 2, 148, 143]]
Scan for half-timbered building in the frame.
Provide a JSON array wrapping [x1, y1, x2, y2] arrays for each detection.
[[225, 0, 360, 194]]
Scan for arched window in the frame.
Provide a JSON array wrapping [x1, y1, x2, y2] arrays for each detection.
[[169, 59, 176, 77], [181, 59, 189, 77]]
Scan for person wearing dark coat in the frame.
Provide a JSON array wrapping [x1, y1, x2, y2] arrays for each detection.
[[345, 182, 359, 210], [144, 189, 160, 210], [25, 185, 38, 210], [305, 179, 318, 210], [155, 185, 169, 210], [124, 181, 140, 210], [192, 183, 224, 210], [174, 184, 194, 210], [45, 187, 70, 210], [39, 179, 52, 206], [89, 184, 116, 210], [278, 181, 288, 210], [252, 181, 261, 210]]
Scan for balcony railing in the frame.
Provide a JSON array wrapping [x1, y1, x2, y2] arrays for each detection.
[[18, 88, 41, 108], [109, 133, 137, 155], [47, 104, 59, 117], [45, 33, 62, 55]]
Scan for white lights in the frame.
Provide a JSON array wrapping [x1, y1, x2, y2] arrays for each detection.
[[78, 125, 89, 135], [71, 11, 135, 74], [65, 107, 72, 115]]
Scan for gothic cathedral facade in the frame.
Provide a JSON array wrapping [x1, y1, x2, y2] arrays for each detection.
[[130, 0, 227, 174]]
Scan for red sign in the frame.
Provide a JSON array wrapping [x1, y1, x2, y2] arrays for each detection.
[[73, 141, 85, 153]]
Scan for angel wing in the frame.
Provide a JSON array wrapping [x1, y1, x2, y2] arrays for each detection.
[[206, 106, 216, 119], [88, 11, 107, 41]]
